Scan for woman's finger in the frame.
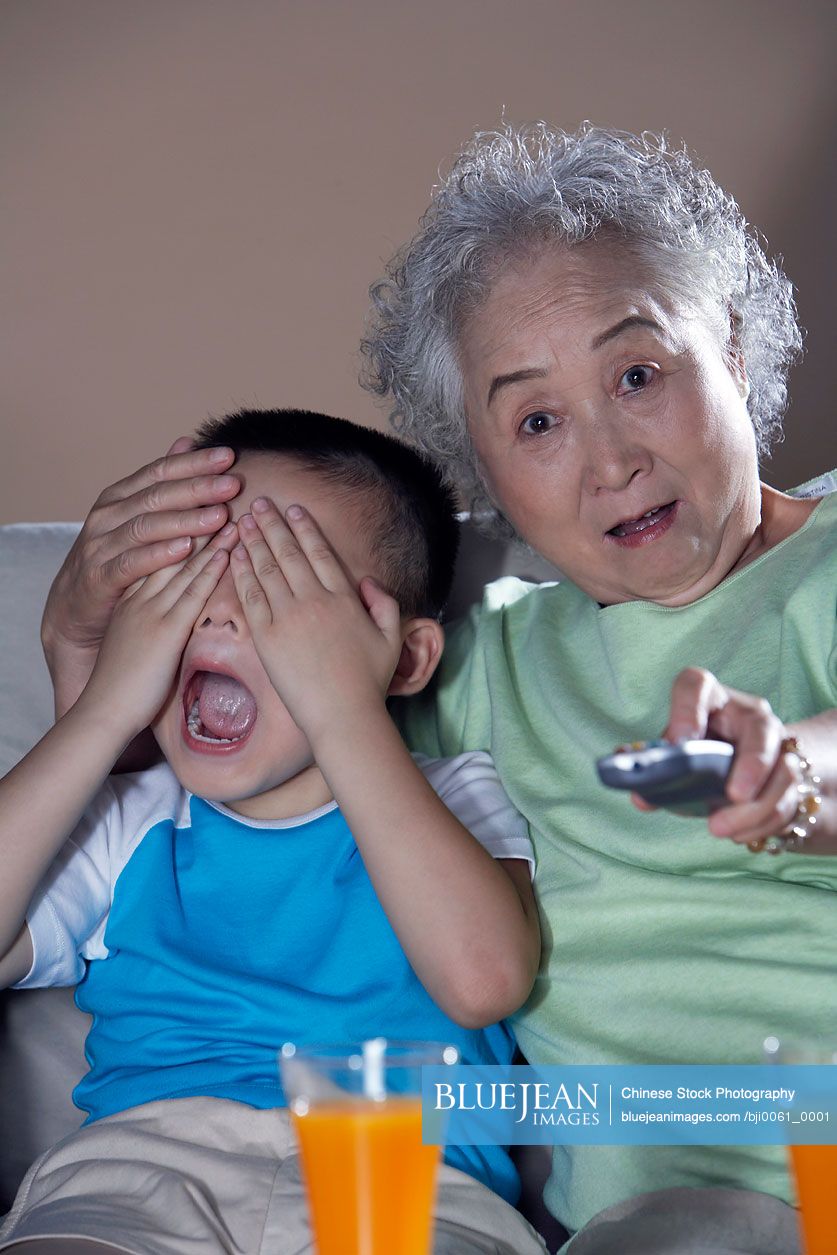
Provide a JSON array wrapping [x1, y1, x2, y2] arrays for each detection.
[[188, 529, 223, 558], [665, 668, 784, 804], [95, 536, 194, 596], [90, 480, 239, 546], [166, 436, 196, 456], [104, 501, 237, 552], [709, 751, 802, 844], [664, 667, 724, 741], [98, 523, 234, 602], [94, 446, 237, 511], [711, 696, 784, 804], [230, 543, 273, 628]]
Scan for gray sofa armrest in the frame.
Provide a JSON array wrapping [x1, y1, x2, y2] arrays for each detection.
[[0, 524, 89, 1210]]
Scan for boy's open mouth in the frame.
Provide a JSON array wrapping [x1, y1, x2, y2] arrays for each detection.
[[182, 670, 258, 750]]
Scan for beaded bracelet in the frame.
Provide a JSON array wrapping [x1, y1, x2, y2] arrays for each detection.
[[749, 736, 822, 856]]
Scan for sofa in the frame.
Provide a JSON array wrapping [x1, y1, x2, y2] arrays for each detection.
[[0, 519, 567, 1249]]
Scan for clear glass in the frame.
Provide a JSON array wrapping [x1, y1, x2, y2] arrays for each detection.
[[764, 1035, 837, 1255], [279, 1039, 458, 1255]]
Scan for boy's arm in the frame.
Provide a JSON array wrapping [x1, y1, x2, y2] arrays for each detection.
[[231, 501, 541, 1029], [312, 716, 541, 1027], [0, 537, 235, 986], [0, 702, 134, 984]]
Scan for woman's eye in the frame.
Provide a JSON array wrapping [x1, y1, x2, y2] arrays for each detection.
[[519, 411, 558, 436], [619, 364, 655, 392]]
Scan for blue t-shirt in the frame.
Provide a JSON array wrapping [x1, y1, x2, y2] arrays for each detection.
[[20, 754, 534, 1203]]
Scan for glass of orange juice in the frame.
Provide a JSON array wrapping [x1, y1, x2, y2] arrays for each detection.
[[764, 1036, 837, 1255], [279, 1039, 458, 1255]]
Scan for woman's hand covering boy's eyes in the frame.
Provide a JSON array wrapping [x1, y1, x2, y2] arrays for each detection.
[[41, 437, 242, 735], [230, 498, 403, 744], [43, 437, 241, 655]]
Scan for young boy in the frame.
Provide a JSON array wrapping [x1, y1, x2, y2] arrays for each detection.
[[0, 410, 544, 1255]]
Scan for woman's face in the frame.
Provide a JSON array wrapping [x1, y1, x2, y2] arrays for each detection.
[[458, 243, 762, 606]]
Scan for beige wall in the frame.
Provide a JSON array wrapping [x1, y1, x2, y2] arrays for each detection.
[[2, 0, 835, 524]]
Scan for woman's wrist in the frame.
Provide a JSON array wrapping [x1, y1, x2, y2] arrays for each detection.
[[41, 627, 101, 719], [752, 735, 823, 855], [783, 717, 837, 855]]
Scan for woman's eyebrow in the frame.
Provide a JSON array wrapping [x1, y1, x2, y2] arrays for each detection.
[[486, 316, 667, 407], [487, 366, 548, 409], [590, 315, 664, 351]]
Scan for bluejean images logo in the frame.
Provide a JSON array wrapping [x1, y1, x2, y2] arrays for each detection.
[[435, 1076, 600, 1127], [421, 1065, 837, 1146]]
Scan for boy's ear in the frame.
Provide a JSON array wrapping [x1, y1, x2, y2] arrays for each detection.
[[387, 618, 445, 697]]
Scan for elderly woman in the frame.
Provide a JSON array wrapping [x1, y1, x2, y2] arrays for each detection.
[[358, 125, 837, 1252], [39, 126, 835, 1253]]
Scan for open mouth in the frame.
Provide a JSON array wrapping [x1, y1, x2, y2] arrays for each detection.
[[606, 501, 678, 543], [182, 670, 258, 751]]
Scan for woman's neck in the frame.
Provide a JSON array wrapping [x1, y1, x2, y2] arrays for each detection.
[[727, 483, 820, 578]]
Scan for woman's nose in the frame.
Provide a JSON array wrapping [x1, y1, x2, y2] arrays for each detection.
[[581, 408, 653, 494], [195, 566, 245, 633]]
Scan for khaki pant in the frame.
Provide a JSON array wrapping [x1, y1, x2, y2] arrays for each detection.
[[560, 1185, 802, 1255], [0, 1097, 547, 1255]]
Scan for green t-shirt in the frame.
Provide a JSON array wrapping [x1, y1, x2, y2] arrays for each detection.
[[398, 491, 837, 1233]]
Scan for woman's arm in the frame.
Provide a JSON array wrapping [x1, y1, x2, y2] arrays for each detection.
[[656, 668, 837, 854], [229, 499, 541, 1026]]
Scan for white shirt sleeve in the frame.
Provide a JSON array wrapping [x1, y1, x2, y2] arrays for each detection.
[[16, 779, 119, 988], [15, 762, 186, 989], [413, 750, 534, 876]]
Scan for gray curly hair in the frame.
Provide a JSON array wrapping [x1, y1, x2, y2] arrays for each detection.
[[361, 122, 803, 534]]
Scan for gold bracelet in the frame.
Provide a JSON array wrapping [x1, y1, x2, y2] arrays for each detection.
[[749, 736, 822, 856]]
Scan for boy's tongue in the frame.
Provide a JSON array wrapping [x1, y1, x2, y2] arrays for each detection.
[[198, 673, 257, 739]]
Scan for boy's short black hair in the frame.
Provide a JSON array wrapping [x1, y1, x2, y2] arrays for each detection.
[[193, 408, 460, 618]]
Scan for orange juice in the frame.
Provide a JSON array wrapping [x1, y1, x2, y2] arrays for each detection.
[[789, 1145, 837, 1253], [292, 1096, 439, 1255]]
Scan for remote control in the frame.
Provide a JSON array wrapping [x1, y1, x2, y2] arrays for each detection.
[[595, 739, 735, 817]]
